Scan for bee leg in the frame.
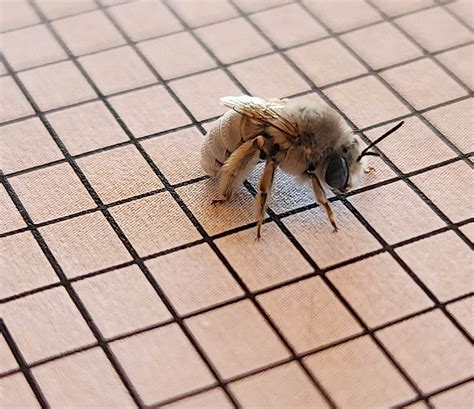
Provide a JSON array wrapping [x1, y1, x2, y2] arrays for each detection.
[[364, 165, 375, 174], [310, 175, 338, 232], [256, 160, 277, 240]]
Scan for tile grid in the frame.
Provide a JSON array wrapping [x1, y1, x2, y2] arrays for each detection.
[[0, 0, 472, 407]]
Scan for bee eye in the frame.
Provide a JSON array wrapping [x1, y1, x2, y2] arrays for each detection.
[[325, 155, 349, 190]]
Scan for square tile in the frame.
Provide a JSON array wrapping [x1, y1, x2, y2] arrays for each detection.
[[0, 373, 39, 408], [79, 46, 156, 95], [195, 18, 272, 64], [18, 61, 96, 111], [138, 32, 216, 80], [1, 25, 67, 71], [341, 22, 422, 70], [170, 70, 242, 121], [109, 85, 190, 137], [215, 223, 313, 291], [396, 231, 474, 301], [0, 185, 26, 234], [35, 0, 98, 19], [349, 181, 445, 243], [447, 297, 473, 338], [111, 324, 215, 405], [1, 231, 58, 299], [303, 0, 382, 33], [234, 0, 292, 14], [229, 362, 329, 408], [324, 76, 410, 128], [0, 62, 7, 75], [381, 58, 467, 110], [109, 192, 201, 257], [364, 117, 456, 173], [74, 265, 171, 338], [284, 203, 381, 268], [33, 348, 135, 407], [0, 334, 18, 374], [0, 118, 63, 174], [0, 0, 40, 32], [423, 98, 473, 154], [250, 3, 327, 49], [329, 253, 432, 327], [395, 7, 473, 52], [447, 0, 474, 29], [142, 127, 205, 184], [146, 244, 243, 315], [229, 54, 310, 98], [0, 287, 96, 363], [431, 381, 474, 408], [377, 310, 473, 392], [304, 336, 415, 407], [411, 160, 472, 222], [259, 276, 361, 350], [162, 388, 232, 409], [77, 145, 163, 204], [46, 100, 128, 156], [186, 300, 289, 378], [286, 38, 367, 87], [370, 0, 434, 16], [52, 10, 125, 55], [0, 76, 34, 122], [39, 212, 132, 278], [108, 0, 182, 42], [436, 44, 474, 90], [9, 163, 96, 223], [177, 178, 256, 236], [170, 0, 238, 28]]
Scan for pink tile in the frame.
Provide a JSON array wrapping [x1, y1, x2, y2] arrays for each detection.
[[350, 180, 446, 244], [436, 44, 474, 90], [146, 244, 243, 315], [324, 76, 410, 128], [381, 58, 467, 110], [1, 25, 67, 71], [229, 54, 310, 98], [108, 0, 182, 42], [395, 7, 473, 52], [109, 85, 190, 137], [305, 336, 415, 407], [40, 212, 132, 278], [0, 118, 63, 174], [460, 222, 474, 242], [0, 287, 96, 363], [378, 310, 473, 392], [1, 335, 19, 373], [431, 382, 474, 408], [77, 145, 163, 204], [259, 277, 362, 352], [250, 3, 327, 48], [229, 362, 329, 408], [18, 61, 97, 111], [0, 76, 34, 122], [74, 265, 171, 338], [371, 0, 434, 16], [170, 0, 238, 28], [396, 231, 473, 302], [9, 163, 96, 223], [195, 18, 272, 64], [0, 373, 40, 408], [186, 300, 290, 378], [35, 0, 98, 19], [1, 179, 25, 236], [142, 127, 205, 184], [215, 223, 313, 291], [234, 0, 292, 14], [162, 388, 232, 409], [1, 231, 58, 299], [52, 10, 125, 55], [46, 100, 128, 155], [111, 324, 215, 405], [0, 0, 40, 32], [447, 297, 473, 338], [341, 22, 422, 69], [284, 203, 381, 268], [0, 62, 7, 75], [138, 32, 216, 80], [447, 0, 474, 29], [303, 0, 382, 33], [109, 192, 201, 256], [411, 160, 473, 222], [33, 348, 135, 407], [79, 46, 156, 95], [329, 253, 432, 327], [286, 38, 367, 87]]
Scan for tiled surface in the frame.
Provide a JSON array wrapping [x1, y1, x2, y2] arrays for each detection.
[[1, 1, 472, 407]]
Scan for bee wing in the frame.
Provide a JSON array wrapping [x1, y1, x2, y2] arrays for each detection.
[[220, 95, 299, 138]]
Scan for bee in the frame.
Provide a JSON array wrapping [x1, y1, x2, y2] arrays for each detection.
[[201, 95, 404, 239]]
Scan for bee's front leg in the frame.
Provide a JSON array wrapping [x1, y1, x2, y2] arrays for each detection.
[[310, 175, 338, 232], [256, 159, 278, 240], [364, 165, 375, 174]]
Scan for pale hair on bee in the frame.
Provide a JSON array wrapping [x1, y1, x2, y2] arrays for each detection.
[[201, 95, 404, 239]]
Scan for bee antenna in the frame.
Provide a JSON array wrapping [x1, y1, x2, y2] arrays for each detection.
[[357, 121, 404, 161]]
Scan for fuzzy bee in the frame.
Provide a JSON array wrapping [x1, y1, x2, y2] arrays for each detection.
[[201, 95, 403, 239]]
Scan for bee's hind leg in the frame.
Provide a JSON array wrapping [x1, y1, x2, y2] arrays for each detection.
[[310, 175, 338, 232], [256, 160, 277, 240]]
